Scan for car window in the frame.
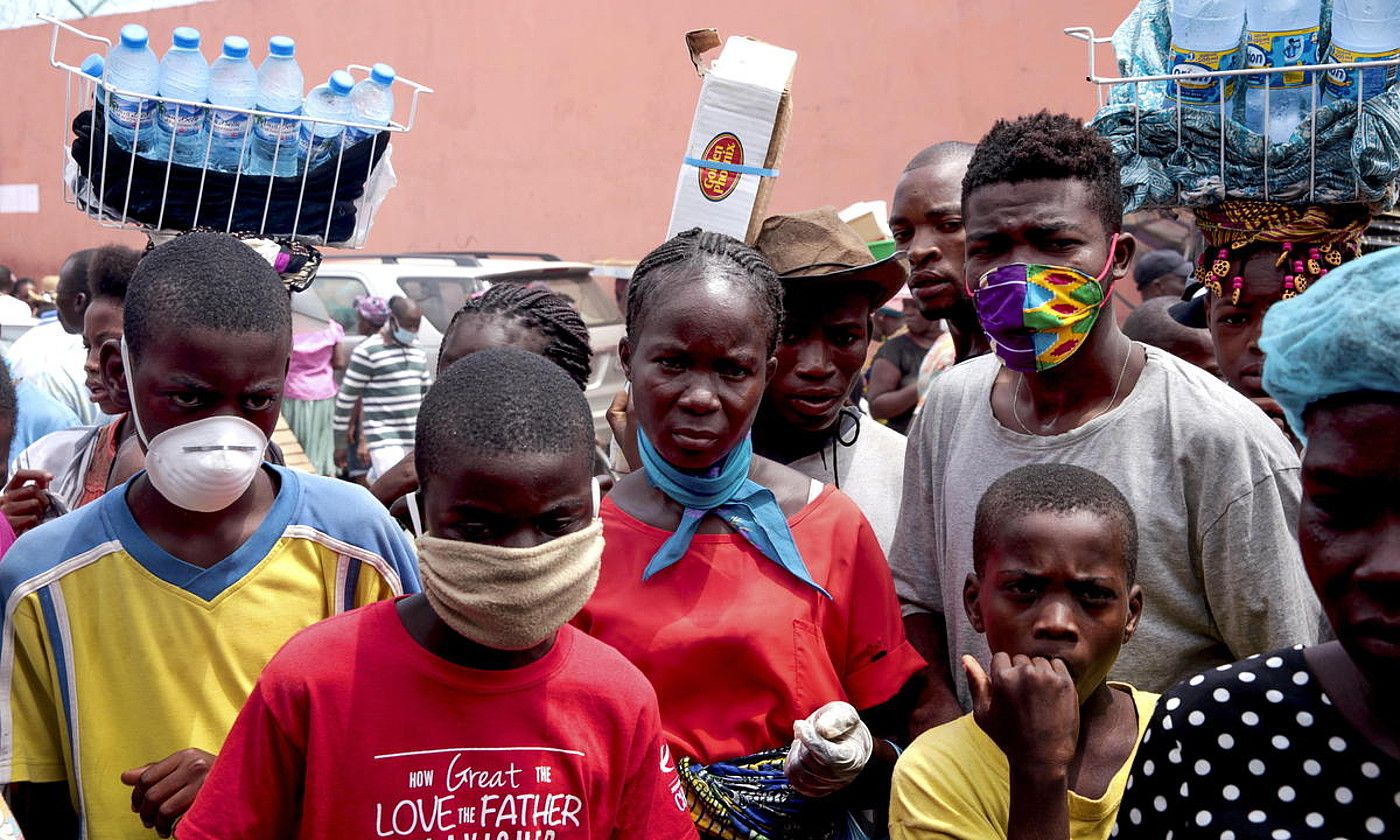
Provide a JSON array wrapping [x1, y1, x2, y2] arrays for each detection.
[[396, 276, 485, 333], [539, 272, 623, 327], [313, 275, 369, 332]]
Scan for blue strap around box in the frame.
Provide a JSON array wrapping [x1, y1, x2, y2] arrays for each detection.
[[683, 156, 780, 177]]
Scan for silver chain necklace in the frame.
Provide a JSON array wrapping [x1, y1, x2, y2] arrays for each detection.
[[1012, 341, 1135, 435]]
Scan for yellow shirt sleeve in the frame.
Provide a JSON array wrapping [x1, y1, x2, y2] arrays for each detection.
[[7, 595, 70, 784], [889, 716, 1009, 840], [352, 559, 404, 607]]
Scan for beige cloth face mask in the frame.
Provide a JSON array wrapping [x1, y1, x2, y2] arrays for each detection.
[[415, 519, 604, 651]]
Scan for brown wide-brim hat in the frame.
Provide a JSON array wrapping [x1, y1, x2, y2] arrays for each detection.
[[754, 207, 908, 310]]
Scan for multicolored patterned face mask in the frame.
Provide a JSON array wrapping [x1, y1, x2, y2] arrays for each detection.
[[971, 236, 1119, 373]]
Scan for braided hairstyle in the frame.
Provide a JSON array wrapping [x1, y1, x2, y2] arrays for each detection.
[[627, 228, 784, 355], [444, 283, 593, 389]]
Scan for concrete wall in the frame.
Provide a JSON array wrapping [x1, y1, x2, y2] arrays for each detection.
[[0, 0, 1130, 278]]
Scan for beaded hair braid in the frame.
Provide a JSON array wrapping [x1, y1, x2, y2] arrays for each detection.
[[626, 228, 785, 355], [445, 283, 594, 390], [1193, 201, 1371, 304]]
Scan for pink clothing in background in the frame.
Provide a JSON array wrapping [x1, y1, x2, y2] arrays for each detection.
[[0, 514, 16, 559], [285, 320, 345, 401]]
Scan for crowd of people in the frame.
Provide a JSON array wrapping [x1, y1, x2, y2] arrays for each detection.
[[0, 109, 1392, 840]]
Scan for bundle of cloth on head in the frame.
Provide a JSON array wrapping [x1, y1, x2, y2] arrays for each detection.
[[355, 294, 390, 327], [1175, 201, 1373, 326], [1260, 245, 1400, 444]]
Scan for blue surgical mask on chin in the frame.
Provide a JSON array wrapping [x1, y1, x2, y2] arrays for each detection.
[[391, 320, 418, 346]]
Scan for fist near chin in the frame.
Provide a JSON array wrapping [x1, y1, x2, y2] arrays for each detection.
[[963, 653, 1079, 773]]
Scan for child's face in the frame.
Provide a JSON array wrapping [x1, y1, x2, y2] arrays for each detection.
[[965, 509, 1142, 703], [423, 450, 593, 548], [1207, 249, 1287, 399], [109, 325, 289, 443], [83, 298, 125, 416]]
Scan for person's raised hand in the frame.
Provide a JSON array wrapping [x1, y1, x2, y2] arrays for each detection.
[[1, 470, 53, 535], [606, 387, 639, 472], [333, 447, 349, 472], [120, 748, 215, 837], [784, 700, 874, 797], [963, 653, 1079, 776]]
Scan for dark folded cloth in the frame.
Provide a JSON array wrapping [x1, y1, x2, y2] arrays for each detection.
[[69, 104, 388, 243]]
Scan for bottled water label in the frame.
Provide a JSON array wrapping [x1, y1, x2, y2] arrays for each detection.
[[1324, 45, 1400, 101], [343, 125, 376, 146], [159, 101, 205, 137], [254, 114, 300, 145], [209, 109, 252, 141], [298, 123, 343, 165], [109, 94, 157, 132], [1246, 27, 1320, 89], [1169, 45, 1243, 105]]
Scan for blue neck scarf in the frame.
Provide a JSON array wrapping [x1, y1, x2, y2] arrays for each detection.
[[637, 428, 830, 599]]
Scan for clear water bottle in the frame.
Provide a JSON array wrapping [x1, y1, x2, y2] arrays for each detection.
[[247, 36, 304, 177], [344, 63, 396, 146], [1325, 0, 1400, 104], [206, 36, 259, 173], [1168, 0, 1246, 109], [299, 70, 354, 170], [104, 24, 159, 155], [153, 27, 210, 166], [1244, 0, 1322, 142]]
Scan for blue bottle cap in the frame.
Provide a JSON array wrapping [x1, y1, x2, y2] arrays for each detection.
[[328, 70, 355, 96], [222, 36, 250, 60], [172, 26, 200, 50], [268, 35, 295, 57], [370, 63, 396, 86], [119, 24, 148, 50], [80, 53, 104, 80]]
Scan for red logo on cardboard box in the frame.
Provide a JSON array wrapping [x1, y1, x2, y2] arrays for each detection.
[[698, 133, 743, 202]]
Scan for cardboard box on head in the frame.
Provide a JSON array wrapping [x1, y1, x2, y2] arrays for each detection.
[[666, 29, 796, 245]]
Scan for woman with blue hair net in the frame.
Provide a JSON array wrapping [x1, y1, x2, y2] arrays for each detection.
[[1113, 248, 1400, 838]]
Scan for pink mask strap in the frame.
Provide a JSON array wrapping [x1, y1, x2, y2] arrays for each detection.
[[1095, 233, 1121, 308]]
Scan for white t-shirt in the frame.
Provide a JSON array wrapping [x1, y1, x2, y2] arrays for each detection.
[[0, 295, 35, 327], [888, 346, 1319, 706], [786, 413, 906, 555]]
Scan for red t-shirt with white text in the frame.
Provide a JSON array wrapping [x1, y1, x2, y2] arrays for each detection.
[[180, 598, 697, 840]]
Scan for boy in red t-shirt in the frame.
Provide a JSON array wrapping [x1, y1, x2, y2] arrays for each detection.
[[181, 348, 697, 840]]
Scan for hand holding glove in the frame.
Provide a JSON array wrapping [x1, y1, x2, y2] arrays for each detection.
[[783, 700, 874, 797]]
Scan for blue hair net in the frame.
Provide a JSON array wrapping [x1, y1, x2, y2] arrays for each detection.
[[1260, 247, 1400, 444]]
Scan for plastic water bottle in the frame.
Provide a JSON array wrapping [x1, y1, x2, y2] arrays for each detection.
[[206, 36, 259, 173], [104, 24, 159, 155], [1325, 0, 1400, 104], [247, 36, 304, 177], [1244, 0, 1323, 142], [344, 63, 396, 146], [299, 70, 354, 170], [153, 27, 210, 166], [1168, 1, 1247, 110]]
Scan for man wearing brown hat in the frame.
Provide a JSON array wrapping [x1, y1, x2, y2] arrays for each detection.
[[751, 207, 910, 553]]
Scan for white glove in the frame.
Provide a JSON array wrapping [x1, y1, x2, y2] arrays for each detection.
[[783, 700, 874, 797]]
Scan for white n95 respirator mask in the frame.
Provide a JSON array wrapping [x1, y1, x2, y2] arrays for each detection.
[[122, 338, 269, 513]]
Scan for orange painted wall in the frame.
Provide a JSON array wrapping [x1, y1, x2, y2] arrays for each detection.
[[0, 0, 1130, 278]]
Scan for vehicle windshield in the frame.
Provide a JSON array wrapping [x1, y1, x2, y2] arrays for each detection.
[[536, 272, 622, 327], [394, 276, 485, 332]]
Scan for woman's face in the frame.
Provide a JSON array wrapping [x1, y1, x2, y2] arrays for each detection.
[[83, 297, 125, 416], [621, 271, 776, 471], [1299, 396, 1400, 694], [1207, 250, 1288, 399]]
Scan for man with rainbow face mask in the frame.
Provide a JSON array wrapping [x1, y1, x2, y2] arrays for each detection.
[[887, 112, 1320, 737]]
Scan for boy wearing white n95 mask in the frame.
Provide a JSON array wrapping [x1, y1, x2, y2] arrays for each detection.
[[181, 347, 698, 840], [0, 232, 419, 839]]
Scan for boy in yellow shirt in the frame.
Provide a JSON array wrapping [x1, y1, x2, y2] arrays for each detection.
[[890, 463, 1155, 839]]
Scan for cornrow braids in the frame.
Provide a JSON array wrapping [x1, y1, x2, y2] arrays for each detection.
[[444, 283, 593, 389], [627, 228, 784, 355]]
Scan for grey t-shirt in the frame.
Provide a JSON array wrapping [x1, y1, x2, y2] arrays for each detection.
[[888, 346, 1319, 708], [786, 414, 906, 555]]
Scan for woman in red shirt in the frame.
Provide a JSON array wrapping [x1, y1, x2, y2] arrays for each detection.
[[576, 229, 925, 838]]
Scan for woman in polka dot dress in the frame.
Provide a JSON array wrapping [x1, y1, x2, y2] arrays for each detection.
[[1111, 249, 1399, 839]]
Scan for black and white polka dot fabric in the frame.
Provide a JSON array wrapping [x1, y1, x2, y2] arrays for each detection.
[[1112, 646, 1397, 839]]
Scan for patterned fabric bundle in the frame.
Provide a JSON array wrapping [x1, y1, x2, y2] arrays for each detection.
[[1192, 200, 1371, 301], [679, 749, 877, 840]]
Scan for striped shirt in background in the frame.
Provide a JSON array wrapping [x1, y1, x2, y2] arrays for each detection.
[[332, 334, 430, 453]]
